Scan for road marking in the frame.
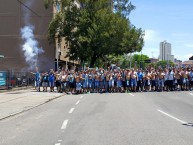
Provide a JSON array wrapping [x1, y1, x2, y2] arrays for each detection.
[[55, 143, 61, 145], [58, 140, 62, 142], [129, 93, 134, 96], [190, 93, 193, 96], [80, 95, 83, 99], [158, 109, 187, 124], [69, 108, 75, 114], [61, 120, 68, 129], [76, 100, 80, 105]]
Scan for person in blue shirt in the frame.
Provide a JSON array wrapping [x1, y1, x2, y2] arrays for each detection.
[[137, 69, 143, 92], [31, 67, 41, 92], [49, 69, 55, 92], [42, 72, 49, 92]]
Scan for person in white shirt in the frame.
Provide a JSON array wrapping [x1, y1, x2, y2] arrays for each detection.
[[168, 69, 174, 91]]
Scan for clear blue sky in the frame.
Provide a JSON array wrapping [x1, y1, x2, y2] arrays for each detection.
[[130, 0, 193, 61]]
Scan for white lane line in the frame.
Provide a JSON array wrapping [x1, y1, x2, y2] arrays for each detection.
[[80, 95, 83, 99], [190, 93, 193, 96], [158, 109, 187, 124], [58, 140, 62, 142], [76, 100, 80, 105], [129, 93, 134, 96], [55, 143, 61, 145], [61, 120, 68, 129], [68, 108, 75, 114]]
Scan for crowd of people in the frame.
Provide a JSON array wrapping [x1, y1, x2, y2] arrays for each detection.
[[31, 66, 193, 94]]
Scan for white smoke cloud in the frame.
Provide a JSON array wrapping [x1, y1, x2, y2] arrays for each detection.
[[21, 25, 44, 69]]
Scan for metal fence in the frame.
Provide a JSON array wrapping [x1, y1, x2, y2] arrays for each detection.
[[0, 71, 35, 90]]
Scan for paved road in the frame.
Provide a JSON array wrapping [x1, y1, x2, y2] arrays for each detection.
[[1, 91, 193, 145]]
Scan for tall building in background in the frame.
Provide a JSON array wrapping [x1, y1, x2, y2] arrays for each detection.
[[159, 40, 174, 62]]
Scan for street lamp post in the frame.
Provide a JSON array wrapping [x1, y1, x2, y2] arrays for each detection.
[[57, 42, 61, 71], [140, 50, 142, 69], [167, 54, 170, 68]]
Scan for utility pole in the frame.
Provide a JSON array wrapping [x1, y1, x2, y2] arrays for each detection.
[[140, 50, 142, 69], [57, 42, 61, 71]]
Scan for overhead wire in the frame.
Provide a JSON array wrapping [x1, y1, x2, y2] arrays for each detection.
[[17, 0, 41, 17]]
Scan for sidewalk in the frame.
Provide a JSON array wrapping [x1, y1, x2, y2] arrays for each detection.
[[0, 86, 33, 93], [0, 88, 64, 120]]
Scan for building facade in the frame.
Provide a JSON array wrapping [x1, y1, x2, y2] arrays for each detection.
[[53, 1, 80, 71], [0, 0, 55, 71], [0, 0, 79, 72]]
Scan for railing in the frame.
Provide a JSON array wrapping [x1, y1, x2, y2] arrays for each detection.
[[0, 71, 35, 90]]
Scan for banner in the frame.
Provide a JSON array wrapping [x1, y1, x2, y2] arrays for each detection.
[[0, 71, 6, 86]]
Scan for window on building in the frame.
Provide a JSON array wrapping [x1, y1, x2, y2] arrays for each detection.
[[56, 2, 61, 12]]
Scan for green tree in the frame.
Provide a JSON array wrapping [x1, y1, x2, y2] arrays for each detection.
[[131, 54, 149, 68], [113, 0, 136, 18], [45, 0, 144, 67], [155, 60, 174, 68]]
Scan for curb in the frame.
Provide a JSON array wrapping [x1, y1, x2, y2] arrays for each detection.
[[0, 94, 64, 121], [0, 86, 34, 93]]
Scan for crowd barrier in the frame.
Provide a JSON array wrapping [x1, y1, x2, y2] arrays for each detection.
[[0, 71, 34, 90]]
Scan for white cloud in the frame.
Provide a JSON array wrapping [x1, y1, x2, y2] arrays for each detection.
[[144, 29, 160, 42], [185, 53, 193, 58], [171, 33, 191, 37], [143, 29, 163, 58], [176, 53, 193, 61], [185, 44, 193, 48]]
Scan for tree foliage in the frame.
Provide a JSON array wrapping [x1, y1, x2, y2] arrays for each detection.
[[45, 0, 144, 67], [155, 60, 174, 68], [131, 54, 149, 68]]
